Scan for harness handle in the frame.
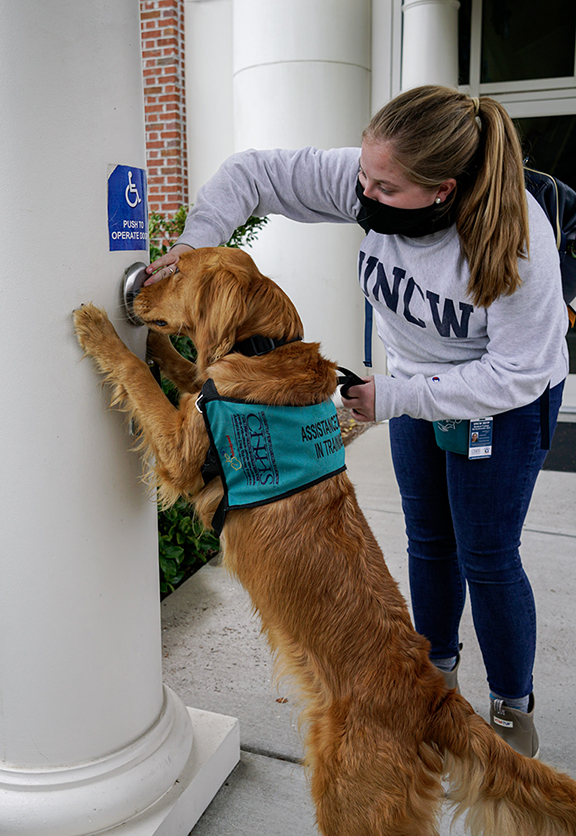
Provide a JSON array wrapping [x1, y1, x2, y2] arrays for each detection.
[[337, 366, 368, 399]]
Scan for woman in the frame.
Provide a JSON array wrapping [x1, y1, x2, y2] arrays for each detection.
[[146, 86, 568, 758]]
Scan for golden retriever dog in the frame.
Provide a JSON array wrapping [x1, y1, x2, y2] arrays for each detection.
[[74, 247, 576, 836]]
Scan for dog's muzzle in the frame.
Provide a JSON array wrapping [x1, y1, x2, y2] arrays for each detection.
[[122, 261, 148, 325]]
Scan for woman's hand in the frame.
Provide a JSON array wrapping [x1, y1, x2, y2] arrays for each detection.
[[144, 244, 194, 286], [341, 376, 375, 422]]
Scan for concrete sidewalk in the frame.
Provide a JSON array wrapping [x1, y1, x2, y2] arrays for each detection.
[[161, 418, 576, 836]]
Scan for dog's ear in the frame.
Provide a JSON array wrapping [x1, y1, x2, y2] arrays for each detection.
[[193, 264, 249, 369]]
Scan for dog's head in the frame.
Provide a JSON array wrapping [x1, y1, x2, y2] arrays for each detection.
[[133, 248, 304, 370]]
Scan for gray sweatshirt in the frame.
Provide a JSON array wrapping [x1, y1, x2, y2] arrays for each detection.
[[176, 146, 569, 422]]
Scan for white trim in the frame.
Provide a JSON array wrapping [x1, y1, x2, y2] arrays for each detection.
[[496, 97, 576, 119], [495, 88, 576, 104], [457, 87, 576, 117], [468, 0, 482, 95], [401, 0, 460, 10], [392, 0, 403, 96], [480, 77, 576, 96]]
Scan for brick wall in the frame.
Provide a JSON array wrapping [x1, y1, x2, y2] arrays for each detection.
[[140, 0, 188, 216]]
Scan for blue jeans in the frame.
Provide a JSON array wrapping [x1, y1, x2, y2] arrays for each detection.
[[388, 382, 564, 700]]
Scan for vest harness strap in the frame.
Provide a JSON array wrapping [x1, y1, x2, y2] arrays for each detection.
[[196, 379, 346, 535]]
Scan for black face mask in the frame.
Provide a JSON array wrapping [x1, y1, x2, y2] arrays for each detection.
[[355, 179, 457, 238]]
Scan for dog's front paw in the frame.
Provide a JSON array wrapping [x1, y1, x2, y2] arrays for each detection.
[[74, 303, 120, 358]]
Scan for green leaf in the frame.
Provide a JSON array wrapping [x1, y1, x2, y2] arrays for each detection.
[[161, 545, 185, 562]]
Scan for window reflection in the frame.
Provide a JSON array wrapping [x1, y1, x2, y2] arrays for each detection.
[[515, 115, 576, 188], [481, 0, 576, 83]]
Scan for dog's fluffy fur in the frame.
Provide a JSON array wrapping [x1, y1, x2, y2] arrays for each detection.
[[74, 247, 576, 836]]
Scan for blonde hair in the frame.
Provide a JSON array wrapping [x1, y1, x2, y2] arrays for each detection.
[[363, 86, 529, 307]]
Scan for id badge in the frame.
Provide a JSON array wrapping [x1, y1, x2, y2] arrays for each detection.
[[468, 418, 493, 459]]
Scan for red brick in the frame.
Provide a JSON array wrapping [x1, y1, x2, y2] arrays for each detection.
[[141, 0, 187, 212]]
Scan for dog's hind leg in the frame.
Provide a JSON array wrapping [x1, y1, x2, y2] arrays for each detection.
[[307, 710, 444, 836]]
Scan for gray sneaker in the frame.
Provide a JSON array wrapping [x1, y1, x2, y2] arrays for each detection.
[[490, 693, 540, 759], [434, 647, 461, 693]]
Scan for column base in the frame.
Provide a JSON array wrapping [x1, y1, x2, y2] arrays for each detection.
[[0, 689, 239, 836], [104, 707, 240, 836]]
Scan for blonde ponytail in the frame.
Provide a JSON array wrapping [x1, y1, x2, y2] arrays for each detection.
[[364, 86, 529, 307], [456, 96, 529, 306]]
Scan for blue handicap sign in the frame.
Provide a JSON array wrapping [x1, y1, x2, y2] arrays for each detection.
[[108, 165, 148, 251]]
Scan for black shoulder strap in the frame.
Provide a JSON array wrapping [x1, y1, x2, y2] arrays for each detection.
[[196, 379, 230, 533], [231, 335, 302, 356], [198, 378, 221, 485]]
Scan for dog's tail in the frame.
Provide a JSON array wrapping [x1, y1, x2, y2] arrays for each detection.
[[429, 692, 576, 836]]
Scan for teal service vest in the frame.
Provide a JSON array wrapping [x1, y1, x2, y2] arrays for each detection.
[[197, 379, 346, 534]]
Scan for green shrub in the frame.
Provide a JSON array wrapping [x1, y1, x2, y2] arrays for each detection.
[[149, 206, 268, 597], [158, 499, 220, 597]]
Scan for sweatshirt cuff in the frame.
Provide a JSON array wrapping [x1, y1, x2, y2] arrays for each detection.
[[373, 373, 422, 423]]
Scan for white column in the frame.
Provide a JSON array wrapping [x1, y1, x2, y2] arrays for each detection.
[[185, 0, 235, 200], [232, 0, 382, 373], [0, 2, 237, 834], [401, 0, 460, 91]]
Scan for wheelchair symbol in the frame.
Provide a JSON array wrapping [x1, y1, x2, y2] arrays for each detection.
[[125, 171, 142, 208]]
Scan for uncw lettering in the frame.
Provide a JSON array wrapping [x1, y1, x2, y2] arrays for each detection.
[[359, 252, 474, 338]]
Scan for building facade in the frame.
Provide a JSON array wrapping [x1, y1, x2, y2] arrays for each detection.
[[142, 0, 576, 396]]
